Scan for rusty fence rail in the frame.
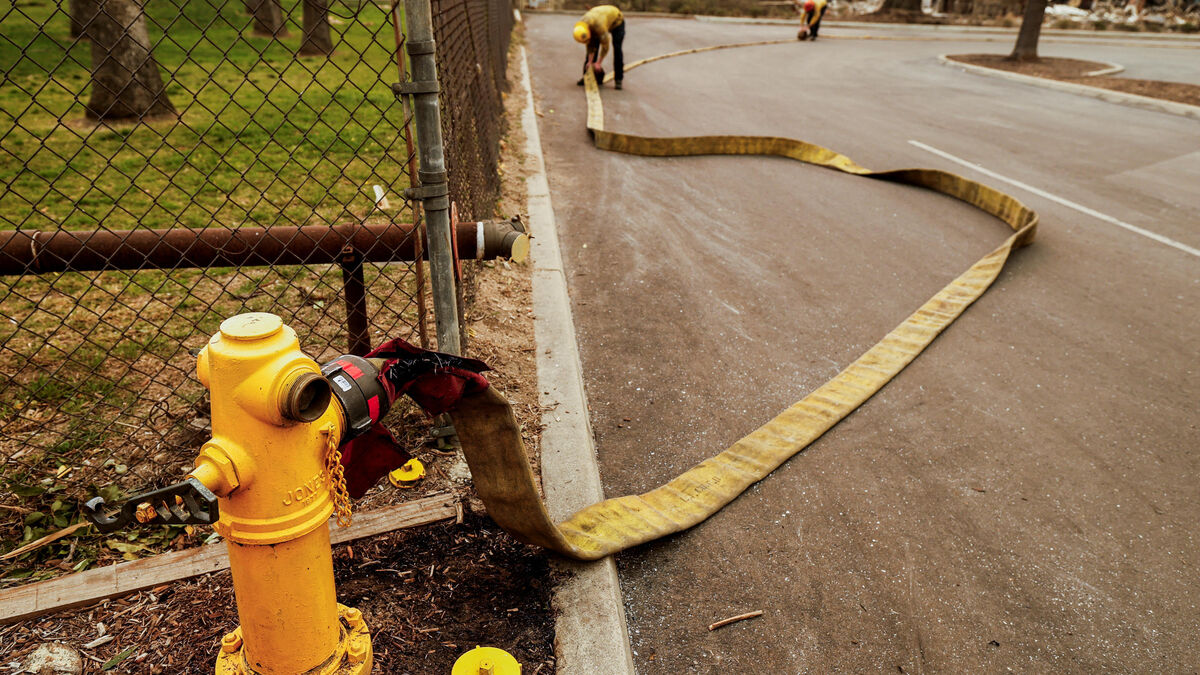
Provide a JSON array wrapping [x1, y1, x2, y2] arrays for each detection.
[[0, 0, 515, 584]]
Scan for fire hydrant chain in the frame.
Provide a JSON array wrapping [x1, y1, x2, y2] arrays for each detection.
[[323, 424, 354, 527]]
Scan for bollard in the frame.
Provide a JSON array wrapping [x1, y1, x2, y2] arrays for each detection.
[[190, 312, 372, 674]]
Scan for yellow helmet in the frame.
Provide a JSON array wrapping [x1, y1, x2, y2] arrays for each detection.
[[573, 22, 590, 44]]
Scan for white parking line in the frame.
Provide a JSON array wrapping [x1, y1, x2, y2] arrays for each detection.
[[908, 140, 1200, 259]]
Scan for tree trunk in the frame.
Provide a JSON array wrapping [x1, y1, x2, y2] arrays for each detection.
[[298, 0, 334, 56], [244, 0, 288, 38], [1008, 0, 1048, 61], [85, 0, 175, 121], [69, 0, 100, 40], [877, 0, 924, 12]]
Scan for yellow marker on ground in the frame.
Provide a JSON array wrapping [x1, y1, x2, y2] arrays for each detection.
[[388, 458, 426, 487], [452, 646, 521, 675]]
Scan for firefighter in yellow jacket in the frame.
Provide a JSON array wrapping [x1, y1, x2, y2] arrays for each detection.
[[795, 0, 827, 40], [574, 5, 625, 89]]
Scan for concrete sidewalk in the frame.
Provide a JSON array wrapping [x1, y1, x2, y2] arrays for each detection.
[[518, 40, 637, 675]]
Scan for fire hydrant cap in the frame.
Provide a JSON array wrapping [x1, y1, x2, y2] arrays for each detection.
[[388, 459, 426, 487], [452, 646, 521, 675], [220, 313, 283, 341]]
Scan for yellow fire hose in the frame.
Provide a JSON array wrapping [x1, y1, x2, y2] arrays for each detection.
[[451, 40, 1038, 561]]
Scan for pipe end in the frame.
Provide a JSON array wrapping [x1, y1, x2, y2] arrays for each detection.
[[505, 232, 530, 264], [282, 372, 332, 423]]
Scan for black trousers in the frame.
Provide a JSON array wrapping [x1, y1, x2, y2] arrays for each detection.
[[611, 21, 624, 82], [584, 21, 625, 82], [806, 9, 824, 37]]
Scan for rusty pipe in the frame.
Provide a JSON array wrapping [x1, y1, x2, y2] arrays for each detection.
[[0, 220, 529, 276]]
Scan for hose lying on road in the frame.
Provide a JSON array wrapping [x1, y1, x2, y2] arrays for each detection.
[[451, 41, 1039, 561]]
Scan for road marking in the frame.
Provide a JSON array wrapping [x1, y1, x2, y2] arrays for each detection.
[[909, 140, 1200, 259]]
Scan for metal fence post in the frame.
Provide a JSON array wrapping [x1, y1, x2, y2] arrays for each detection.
[[339, 245, 371, 356], [402, 0, 462, 355]]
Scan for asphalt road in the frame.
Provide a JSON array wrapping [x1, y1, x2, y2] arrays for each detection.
[[523, 15, 1199, 673]]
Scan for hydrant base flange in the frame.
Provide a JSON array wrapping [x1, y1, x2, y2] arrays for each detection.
[[214, 605, 372, 675]]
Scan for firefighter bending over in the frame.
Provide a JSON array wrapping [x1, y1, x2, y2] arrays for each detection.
[[796, 0, 827, 40], [574, 5, 625, 89]]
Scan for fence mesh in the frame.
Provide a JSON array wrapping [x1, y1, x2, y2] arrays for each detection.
[[0, 0, 514, 584], [432, 0, 512, 222]]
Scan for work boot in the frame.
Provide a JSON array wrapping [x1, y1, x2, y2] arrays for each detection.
[[615, 80, 623, 90]]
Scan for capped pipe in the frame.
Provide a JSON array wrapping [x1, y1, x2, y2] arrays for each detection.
[[0, 220, 529, 275]]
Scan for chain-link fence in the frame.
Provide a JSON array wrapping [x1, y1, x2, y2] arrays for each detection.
[[433, 0, 512, 221], [431, 0, 513, 353], [1, 0, 514, 584]]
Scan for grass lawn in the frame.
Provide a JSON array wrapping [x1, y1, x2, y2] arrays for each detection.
[[0, 0, 412, 231], [0, 0, 423, 581]]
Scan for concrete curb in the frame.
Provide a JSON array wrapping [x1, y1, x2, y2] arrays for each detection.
[[1082, 61, 1125, 77], [820, 20, 1200, 43], [938, 54, 1200, 122], [517, 44, 638, 675]]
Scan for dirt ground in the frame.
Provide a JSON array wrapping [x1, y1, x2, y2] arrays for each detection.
[[3, 516, 554, 674], [852, 9, 952, 24], [950, 54, 1200, 106], [3, 27, 557, 675]]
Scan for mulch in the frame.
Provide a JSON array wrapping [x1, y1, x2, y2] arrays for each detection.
[[2, 515, 556, 674], [1057, 76, 1200, 107], [949, 54, 1200, 107]]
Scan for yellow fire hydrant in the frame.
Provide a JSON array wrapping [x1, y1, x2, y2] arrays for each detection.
[[189, 313, 372, 674]]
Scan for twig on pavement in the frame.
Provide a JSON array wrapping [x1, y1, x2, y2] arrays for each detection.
[[708, 609, 764, 631]]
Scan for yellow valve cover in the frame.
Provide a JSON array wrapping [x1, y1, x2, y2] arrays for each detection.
[[452, 646, 521, 675], [388, 458, 426, 487]]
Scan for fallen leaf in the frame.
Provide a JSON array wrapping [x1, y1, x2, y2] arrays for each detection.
[[101, 646, 137, 670], [105, 539, 151, 558]]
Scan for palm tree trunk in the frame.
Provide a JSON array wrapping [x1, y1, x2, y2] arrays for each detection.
[[85, 0, 176, 121], [244, 0, 288, 38], [1008, 0, 1048, 61], [299, 0, 334, 55], [69, 0, 99, 39]]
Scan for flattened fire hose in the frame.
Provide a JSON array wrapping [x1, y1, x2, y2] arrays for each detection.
[[451, 41, 1038, 561]]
